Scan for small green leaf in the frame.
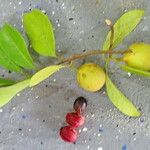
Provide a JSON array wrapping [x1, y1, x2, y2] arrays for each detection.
[[0, 24, 35, 70], [103, 10, 145, 50], [23, 9, 56, 57], [30, 65, 65, 87], [106, 75, 140, 117], [0, 79, 30, 108], [0, 78, 15, 87], [122, 65, 150, 77]]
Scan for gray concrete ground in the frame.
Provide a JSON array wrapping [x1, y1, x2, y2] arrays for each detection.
[[0, 0, 150, 150]]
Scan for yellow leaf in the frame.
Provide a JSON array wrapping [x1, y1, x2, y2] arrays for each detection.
[[0, 79, 30, 108], [106, 75, 140, 117], [103, 10, 145, 50], [30, 65, 65, 87]]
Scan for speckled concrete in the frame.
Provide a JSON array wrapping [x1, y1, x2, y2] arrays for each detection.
[[0, 0, 150, 150]]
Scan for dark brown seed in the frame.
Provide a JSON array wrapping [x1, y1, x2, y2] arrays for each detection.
[[73, 97, 87, 114]]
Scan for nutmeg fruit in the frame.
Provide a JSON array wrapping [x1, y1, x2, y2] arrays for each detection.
[[66, 112, 85, 128], [77, 63, 106, 92], [59, 126, 77, 143], [123, 43, 150, 71]]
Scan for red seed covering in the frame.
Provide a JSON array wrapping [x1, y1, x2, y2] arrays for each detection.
[[66, 112, 85, 128], [59, 126, 77, 143]]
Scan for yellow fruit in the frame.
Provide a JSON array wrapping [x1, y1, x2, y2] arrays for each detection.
[[123, 43, 150, 71], [77, 63, 106, 92]]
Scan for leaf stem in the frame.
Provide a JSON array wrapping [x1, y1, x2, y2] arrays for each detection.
[[105, 19, 114, 51], [104, 19, 115, 73], [57, 49, 130, 65]]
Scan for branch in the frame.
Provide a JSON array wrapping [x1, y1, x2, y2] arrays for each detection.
[[57, 49, 131, 65]]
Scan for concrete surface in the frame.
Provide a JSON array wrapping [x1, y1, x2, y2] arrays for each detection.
[[0, 0, 150, 150]]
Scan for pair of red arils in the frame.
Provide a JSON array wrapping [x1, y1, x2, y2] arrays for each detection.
[[59, 97, 87, 143]]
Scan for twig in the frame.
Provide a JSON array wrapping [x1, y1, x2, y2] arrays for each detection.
[[57, 49, 131, 65]]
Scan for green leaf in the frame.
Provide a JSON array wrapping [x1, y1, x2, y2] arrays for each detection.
[[0, 79, 30, 108], [23, 9, 56, 57], [30, 65, 65, 87], [0, 24, 35, 70], [122, 65, 150, 77], [0, 78, 15, 87], [106, 75, 140, 117], [103, 10, 145, 50], [0, 47, 22, 72]]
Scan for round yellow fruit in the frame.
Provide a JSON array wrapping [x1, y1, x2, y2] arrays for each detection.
[[77, 63, 106, 92], [123, 43, 150, 71]]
